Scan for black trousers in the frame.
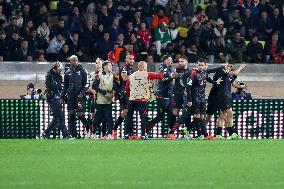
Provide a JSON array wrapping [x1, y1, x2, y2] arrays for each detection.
[[93, 104, 113, 135], [125, 101, 148, 136], [67, 97, 86, 138], [148, 98, 174, 133], [45, 99, 69, 137]]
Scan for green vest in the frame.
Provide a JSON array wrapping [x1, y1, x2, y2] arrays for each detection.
[[96, 72, 114, 104]]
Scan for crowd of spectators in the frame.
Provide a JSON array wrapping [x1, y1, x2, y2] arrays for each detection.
[[0, 0, 283, 64]]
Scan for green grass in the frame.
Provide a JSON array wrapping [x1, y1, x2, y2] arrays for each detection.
[[0, 140, 284, 189]]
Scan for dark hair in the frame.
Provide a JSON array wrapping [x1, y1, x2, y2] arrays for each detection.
[[58, 18, 64, 22], [197, 58, 207, 63], [162, 54, 172, 62], [179, 55, 188, 60], [102, 60, 111, 68]]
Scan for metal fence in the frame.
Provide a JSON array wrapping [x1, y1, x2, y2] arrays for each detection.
[[0, 99, 283, 139]]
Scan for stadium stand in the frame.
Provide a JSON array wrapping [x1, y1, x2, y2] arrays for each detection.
[[0, 0, 283, 63]]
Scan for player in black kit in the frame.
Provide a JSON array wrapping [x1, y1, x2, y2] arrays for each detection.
[[180, 59, 222, 139], [214, 63, 246, 139]]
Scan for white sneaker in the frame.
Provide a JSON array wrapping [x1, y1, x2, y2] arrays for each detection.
[[90, 134, 98, 140], [84, 131, 91, 139]]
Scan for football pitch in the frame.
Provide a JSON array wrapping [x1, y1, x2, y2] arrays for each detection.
[[0, 140, 284, 189]]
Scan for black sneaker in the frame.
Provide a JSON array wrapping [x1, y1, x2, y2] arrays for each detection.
[[41, 132, 50, 139]]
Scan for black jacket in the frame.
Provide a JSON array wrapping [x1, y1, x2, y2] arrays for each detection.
[[173, 65, 189, 96], [60, 64, 87, 99], [45, 69, 63, 102], [155, 63, 174, 98]]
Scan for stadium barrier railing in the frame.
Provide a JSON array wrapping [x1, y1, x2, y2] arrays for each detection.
[[0, 99, 283, 139]]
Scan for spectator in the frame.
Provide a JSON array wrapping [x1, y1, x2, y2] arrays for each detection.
[[180, 0, 194, 23], [119, 44, 137, 62], [28, 29, 48, 56], [68, 6, 84, 33], [168, 21, 179, 41], [0, 31, 9, 60], [66, 32, 85, 61], [171, 2, 185, 26], [46, 33, 65, 61], [274, 48, 284, 64], [96, 32, 113, 59], [97, 4, 113, 29], [116, 1, 131, 20], [8, 32, 21, 60], [124, 21, 136, 43], [257, 11, 273, 40], [191, 6, 207, 24], [105, 0, 117, 17], [162, 42, 175, 57], [107, 44, 123, 63], [166, 0, 178, 15], [246, 34, 264, 63], [15, 9, 23, 28], [37, 53, 46, 62], [156, 0, 169, 7], [153, 22, 171, 54], [22, 4, 32, 25], [15, 40, 34, 61], [129, 32, 145, 54], [258, 0, 273, 17], [73, 0, 88, 13], [242, 0, 261, 18], [227, 31, 246, 63], [115, 33, 125, 46], [20, 19, 33, 40], [57, 0, 72, 22], [35, 4, 48, 27], [5, 17, 20, 38], [264, 32, 281, 63], [37, 21, 50, 41], [137, 22, 152, 49], [132, 10, 144, 31], [228, 8, 244, 35], [81, 19, 99, 60], [271, 7, 284, 33], [148, 44, 161, 62], [217, 0, 231, 27], [83, 3, 98, 25], [208, 36, 227, 63], [0, 4, 7, 23], [107, 17, 123, 42], [152, 7, 169, 29], [187, 21, 201, 45], [199, 20, 214, 52], [243, 8, 256, 40], [214, 18, 227, 45], [205, 0, 218, 21], [58, 44, 72, 62], [187, 43, 203, 63], [50, 18, 68, 39], [146, 54, 155, 72], [178, 44, 188, 59], [140, 0, 156, 26]]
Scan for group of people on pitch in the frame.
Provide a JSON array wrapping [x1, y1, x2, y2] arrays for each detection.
[[42, 53, 246, 140]]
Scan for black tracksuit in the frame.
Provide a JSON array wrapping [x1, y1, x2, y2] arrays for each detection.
[[60, 64, 88, 138], [44, 69, 69, 138]]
